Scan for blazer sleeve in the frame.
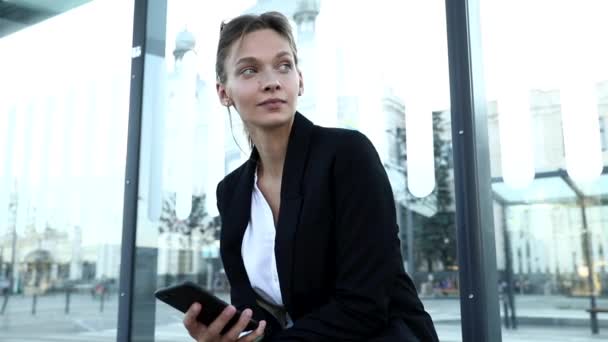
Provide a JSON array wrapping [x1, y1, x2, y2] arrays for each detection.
[[269, 131, 401, 341]]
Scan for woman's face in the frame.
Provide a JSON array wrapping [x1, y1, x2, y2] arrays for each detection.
[[217, 29, 303, 131]]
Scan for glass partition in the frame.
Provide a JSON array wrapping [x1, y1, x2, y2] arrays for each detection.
[[0, 1, 134, 341], [480, 0, 608, 339], [131, 0, 461, 340]]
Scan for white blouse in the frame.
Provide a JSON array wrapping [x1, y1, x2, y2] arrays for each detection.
[[241, 170, 293, 328]]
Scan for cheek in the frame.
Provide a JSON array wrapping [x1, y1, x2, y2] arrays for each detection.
[[231, 84, 258, 108], [286, 74, 302, 92], [229, 83, 251, 100]]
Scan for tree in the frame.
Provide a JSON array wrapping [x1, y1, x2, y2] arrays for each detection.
[[416, 111, 457, 272], [159, 193, 220, 242]]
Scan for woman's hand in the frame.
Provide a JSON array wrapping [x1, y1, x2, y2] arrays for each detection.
[[183, 303, 266, 342]]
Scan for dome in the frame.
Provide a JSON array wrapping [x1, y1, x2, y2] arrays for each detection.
[[295, 0, 320, 14], [24, 249, 53, 263], [174, 30, 196, 59], [293, 0, 320, 24]]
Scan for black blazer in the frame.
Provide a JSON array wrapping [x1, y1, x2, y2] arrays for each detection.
[[216, 113, 438, 341]]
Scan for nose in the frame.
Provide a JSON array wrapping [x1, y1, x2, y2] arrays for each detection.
[[262, 76, 281, 92]]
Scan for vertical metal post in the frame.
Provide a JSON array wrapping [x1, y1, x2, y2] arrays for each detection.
[[31, 294, 37, 315], [562, 173, 599, 334], [580, 200, 599, 334], [444, 0, 502, 341], [501, 203, 517, 329], [116, 0, 148, 341], [0, 293, 7, 314], [117, 0, 168, 341], [405, 204, 415, 278], [502, 297, 509, 328], [65, 288, 71, 314]]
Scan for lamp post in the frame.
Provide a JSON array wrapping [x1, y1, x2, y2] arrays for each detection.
[[562, 173, 599, 334], [580, 199, 599, 334]]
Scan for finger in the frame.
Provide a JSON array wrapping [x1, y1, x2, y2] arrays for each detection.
[[183, 303, 205, 338], [241, 320, 266, 342], [206, 305, 236, 337], [224, 308, 253, 340]]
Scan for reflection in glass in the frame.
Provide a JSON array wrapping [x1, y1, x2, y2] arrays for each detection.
[[561, 80, 603, 184], [497, 87, 535, 189]]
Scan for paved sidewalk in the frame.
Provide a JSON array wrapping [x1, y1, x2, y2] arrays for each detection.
[[2, 320, 607, 341], [436, 323, 608, 342], [1, 292, 608, 341]]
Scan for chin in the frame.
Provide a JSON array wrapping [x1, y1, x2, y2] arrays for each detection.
[[252, 110, 294, 129]]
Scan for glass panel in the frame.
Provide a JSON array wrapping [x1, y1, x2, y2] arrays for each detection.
[[481, 0, 608, 339], [0, 1, 134, 341], [492, 177, 576, 204], [136, 1, 458, 340]]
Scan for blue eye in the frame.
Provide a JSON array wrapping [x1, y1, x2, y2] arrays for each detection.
[[241, 67, 256, 75], [278, 63, 293, 72]]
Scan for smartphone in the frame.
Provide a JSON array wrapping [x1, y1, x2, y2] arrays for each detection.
[[154, 281, 259, 335]]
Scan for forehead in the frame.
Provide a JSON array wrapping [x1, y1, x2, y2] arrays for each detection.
[[228, 29, 294, 63]]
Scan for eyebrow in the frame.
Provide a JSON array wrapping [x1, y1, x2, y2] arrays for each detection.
[[234, 51, 293, 66]]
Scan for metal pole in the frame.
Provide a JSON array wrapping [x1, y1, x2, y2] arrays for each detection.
[[65, 288, 71, 314], [0, 293, 7, 314], [405, 204, 415, 279], [501, 204, 517, 329], [116, 1, 149, 340], [31, 294, 37, 315], [562, 173, 599, 334], [502, 295, 509, 329], [117, 1, 167, 341], [445, 0, 502, 340], [580, 200, 599, 334]]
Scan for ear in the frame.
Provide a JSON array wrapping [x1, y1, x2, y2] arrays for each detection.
[[216, 82, 231, 106], [298, 70, 304, 96]]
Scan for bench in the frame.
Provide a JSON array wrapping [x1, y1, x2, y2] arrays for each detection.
[[586, 308, 608, 314], [585, 308, 608, 334]]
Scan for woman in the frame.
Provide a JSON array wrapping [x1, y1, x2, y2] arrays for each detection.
[[183, 11, 439, 342]]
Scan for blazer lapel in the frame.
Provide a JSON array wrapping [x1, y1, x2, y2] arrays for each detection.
[[275, 112, 314, 311], [220, 112, 315, 313], [220, 156, 258, 306]]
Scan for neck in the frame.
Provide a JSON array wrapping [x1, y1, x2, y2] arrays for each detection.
[[249, 119, 294, 180]]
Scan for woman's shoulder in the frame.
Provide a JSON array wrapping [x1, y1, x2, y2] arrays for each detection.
[[314, 124, 371, 145], [216, 159, 250, 201], [313, 125, 379, 157]]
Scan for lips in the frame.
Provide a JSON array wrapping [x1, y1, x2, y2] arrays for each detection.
[[258, 98, 286, 106]]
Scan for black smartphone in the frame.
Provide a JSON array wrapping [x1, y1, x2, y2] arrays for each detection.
[[154, 281, 259, 335]]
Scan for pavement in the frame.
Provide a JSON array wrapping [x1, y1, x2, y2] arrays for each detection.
[[1, 293, 607, 341]]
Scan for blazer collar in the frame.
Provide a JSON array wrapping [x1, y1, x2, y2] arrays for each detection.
[[224, 112, 314, 311]]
